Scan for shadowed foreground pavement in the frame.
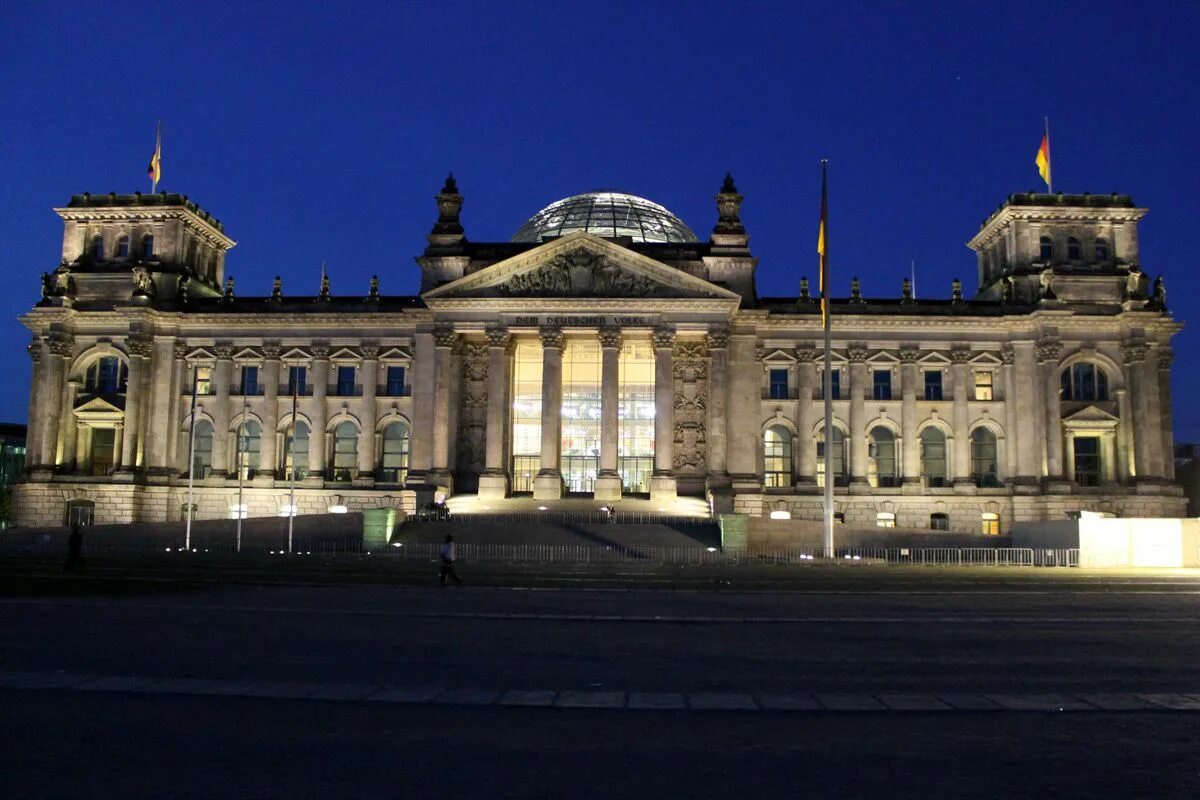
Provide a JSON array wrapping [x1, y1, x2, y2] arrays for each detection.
[[4, 574, 1200, 797]]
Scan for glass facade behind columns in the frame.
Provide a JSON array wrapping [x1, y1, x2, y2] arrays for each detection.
[[510, 342, 543, 494], [561, 340, 601, 493], [618, 340, 655, 494]]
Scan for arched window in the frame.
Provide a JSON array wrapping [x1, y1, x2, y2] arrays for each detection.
[[235, 420, 262, 478], [817, 427, 846, 488], [868, 426, 898, 487], [920, 428, 948, 487], [970, 428, 999, 487], [282, 421, 309, 480], [84, 356, 128, 394], [116, 235, 130, 258], [1061, 363, 1109, 401], [981, 512, 1001, 535], [331, 421, 358, 482], [92, 234, 105, 260], [1095, 238, 1108, 261], [192, 420, 214, 478], [763, 426, 793, 488], [930, 512, 950, 531], [1039, 236, 1053, 261], [142, 234, 155, 260], [1067, 237, 1081, 260], [379, 421, 411, 484]]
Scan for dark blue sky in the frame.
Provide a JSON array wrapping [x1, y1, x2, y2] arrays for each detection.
[[3, 2, 1198, 434]]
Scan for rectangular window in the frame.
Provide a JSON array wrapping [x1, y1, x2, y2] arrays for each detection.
[[974, 371, 993, 401], [511, 342, 544, 493], [924, 370, 943, 401], [336, 365, 356, 396], [872, 369, 892, 400], [240, 365, 259, 396], [819, 369, 841, 400], [1073, 436, 1102, 487], [287, 366, 307, 396], [981, 512, 1001, 536], [930, 513, 950, 531], [194, 366, 213, 396], [385, 366, 407, 396], [768, 368, 789, 400]]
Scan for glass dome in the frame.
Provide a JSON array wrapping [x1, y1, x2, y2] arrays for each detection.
[[512, 192, 698, 244]]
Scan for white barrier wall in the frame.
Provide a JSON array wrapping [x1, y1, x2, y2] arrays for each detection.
[[1016, 515, 1200, 568]]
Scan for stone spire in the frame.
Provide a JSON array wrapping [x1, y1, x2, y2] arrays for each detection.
[[710, 173, 748, 251], [427, 172, 466, 252]]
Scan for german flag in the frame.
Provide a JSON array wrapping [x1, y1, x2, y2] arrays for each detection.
[[147, 122, 162, 187], [1035, 131, 1051, 189], [817, 161, 829, 326]]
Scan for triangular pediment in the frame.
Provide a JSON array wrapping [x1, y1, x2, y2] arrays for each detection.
[[423, 231, 740, 301], [379, 346, 413, 361], [74, 395, 125, 415], [1064, 405, 1120, 423]]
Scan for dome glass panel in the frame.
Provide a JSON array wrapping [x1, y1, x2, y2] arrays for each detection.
[[513, 192, 698, 244]]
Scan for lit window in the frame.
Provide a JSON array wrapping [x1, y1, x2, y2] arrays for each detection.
[[768, 369, 789, 400], [1067, 237, 1081, 260], [920, 428, 947, 487], [872, 369, 892, 400], [876, 512, 896, 528], [763, 426, 793, 488], [973, 371, 993, 401], [193, 365, 213, 396], [981, 512, 1000, 536], [1060, 363, 1109, 401], [924, 370, 943, 401], [116, 235, 130, 258], [930, 512, 950, 531], [1039, 236, 1053, 261], [1095, 238, 1108, 261]]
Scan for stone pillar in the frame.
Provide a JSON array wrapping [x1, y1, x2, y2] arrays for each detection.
[[1139, 350, 1165, 480], [144, 337, 176, 476], [39, 333, 72, 471], [1123, 343, 1152, 481], [1013, 342, 1043, 484], [650, 326, 677, 502], [309, 344, 330, 479], [1001, 347, 1019, 485], [59, 379, 82, 471], [357, 345, 379, 481], [1115, 387, 1132, 483], [594, 326, 623, 502], [73, 423, 87, 473], [1065, 430, 1076, 481], [533, 327, 564, 500], [260, 344, 281, 479], [727, 334, 760, 490], [25, 340, 44, 469], [899, 347, 920, 488], [847, 345, 869, 489], [950, 347, 972, 485], [167, 341, 187, 473], [794, 346, 816, 484], [1102, 430, 1118, 484], [210, 345, 234, 478], [1037, 339, 1064, 484], [479, 328, 512, 500], [407, 332, 436, 479], [1157, 350, 1175, 480], [429, 330, 456, 491]]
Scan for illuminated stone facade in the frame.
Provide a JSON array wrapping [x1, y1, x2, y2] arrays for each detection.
[[15, 178, 1185, 532]]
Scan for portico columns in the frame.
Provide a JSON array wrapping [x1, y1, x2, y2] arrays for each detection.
[[847, 345, 869, 489], [357, 345, 379, 481], [795, 347, 816, 484], [1123, 343, 1153, 481], [707, 330, 732, 483], [167, 341, 188, 474], [39, 333, 72, 472], [1157, 350, 1175, 480], [650, 326, 677, 502], [309, 344, 331, 480], [260, 344, 281, 479], [60, 380, 82, 471], [429, 330, 456, 491], [950, 347, 972, 486], [1038, 339, 1064, 485], [25, 340, 44, 469], [209, 345, 234, 478], [1000, 347, 1020, 485], [479, 328, 512, 500], [900, 347, 920, 489], [117, 336, 152, 475], [533, 327, 564, 500], [594, 327, 623, 502]]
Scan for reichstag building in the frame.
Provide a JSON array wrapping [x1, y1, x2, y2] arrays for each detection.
[[15, 175, 1184, 532]]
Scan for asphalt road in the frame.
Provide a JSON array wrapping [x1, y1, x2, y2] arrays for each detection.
[[4, 575, 1200, 798]]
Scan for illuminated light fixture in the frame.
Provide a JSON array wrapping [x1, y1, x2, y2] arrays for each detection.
[[229, 503, 248, 520], [769, 510, 792, 520], [328, 505, 348, 514], [537, 506, 548, 511], [165, 547, 172, 552], [707, 547, 718, 553], [279, 504, 297, 517], [391, 542, 403, 548]]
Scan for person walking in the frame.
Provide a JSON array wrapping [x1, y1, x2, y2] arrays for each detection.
[[439, 534, 463, 586], [66, 523, 83, 569]]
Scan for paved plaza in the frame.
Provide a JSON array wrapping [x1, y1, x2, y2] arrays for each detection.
[[4, 573, 1200, 797]]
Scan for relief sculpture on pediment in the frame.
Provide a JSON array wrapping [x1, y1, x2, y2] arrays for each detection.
[[499, 249, 666, 297]]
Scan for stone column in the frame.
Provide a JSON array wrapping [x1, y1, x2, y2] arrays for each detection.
[[1157, 350, 1175, 480], [407, 332, 436, 479], [1037, 339, 1064, 484], [899, 347, 920, 488], [1001, 347, 1019, 485], [73, 423, 87, 473], [1102, 430, 1118, 484], [594, 326, 623, 502], [1065, 430, 1076, 481], [847, 345, 869, 489], [356, 345, 380, 482], [60, 379, 82, 471], [209, 345, 234, 478], [727, 334, 760, 490], [167, 341, 188, 474], [1013, 342, 1043, 484], [260, 344, 281, 479], [794, 346, 816, 484], [1122, 343, 1152, 481], [309, 344, 330, 479], [650, 326, 677, 502], [429, 330, 456, 491], [144, 337, 176, 476], [533, 327, 564, 500], [1139, 350, 1165, 479], [950, 347, 972, 486], [479, 328, 512, 500], [1115, 387, 1132, 483], [39, 333, 73, 471], [25, 340, 44, 469]]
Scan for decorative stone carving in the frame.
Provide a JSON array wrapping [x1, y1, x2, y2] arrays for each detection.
[[949, 346, 973, 364], [795, 345, 817, 364], [1157, 349, 1174, 371], [27, 338, 42, 364], [310, 343, 331, 359], [1121, 342, 1148, 365], [672, 338, 709, 475], [597, 326, 622, 349], [501, 249, 665, 298], [131, 267, 155, 299], [652, 326, 675, 350], [898, 346, 921, 364], [538, 327, 564, 350], [213, 344, 235, 360], [462, 342, 489, 382], [846, 345, 869, 363], [359, 343, 380, 360], [432, 173, 464, 236], [712, 173, 745, 236], [485, 327, 511, 349], [455, 337, 489, 486], [1035, 338, 1061, 364], [368, 275, 380, 299], [706, 328, 730, 350], [261, 342, 282, 360], [46, 333, 74, 357], [432, 329, 457, 349], [1000, 346, 1015, 366], [173, 340, 189, 360], [673, 341, 708, 381], [126, 336, 155, 359]]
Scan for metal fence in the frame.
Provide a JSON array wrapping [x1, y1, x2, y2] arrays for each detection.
[[409, 511, 716, 527]]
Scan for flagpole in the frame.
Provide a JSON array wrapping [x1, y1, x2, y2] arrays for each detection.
[[911, 260, 917, 300], [1044, 117, 1052, 194], [185, 363, 197, 551], [288, 379, 298, 553], [820, 160, 835, 559]]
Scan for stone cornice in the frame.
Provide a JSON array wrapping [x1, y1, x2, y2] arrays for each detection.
[[424, 296, 739, 315], [55, 206, 237, 249], [967, 205, 1147, 250]]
